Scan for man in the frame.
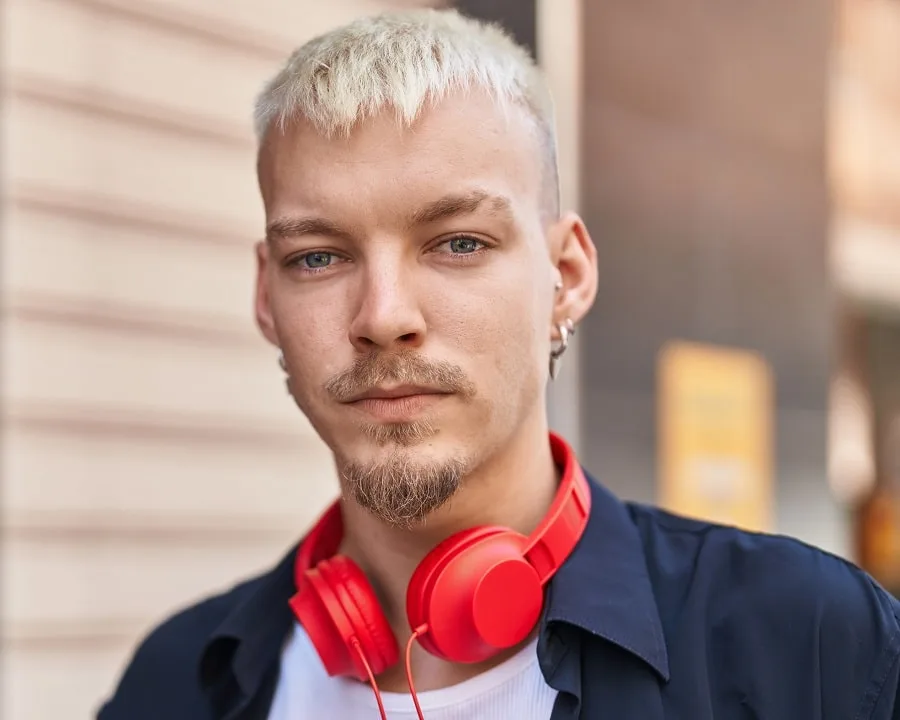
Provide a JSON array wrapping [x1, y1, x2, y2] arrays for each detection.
[[98, 8, 900, 720]]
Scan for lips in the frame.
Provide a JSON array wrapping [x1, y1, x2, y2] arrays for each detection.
[[346, 387, 450, 421], [349, 385, 443, 401]]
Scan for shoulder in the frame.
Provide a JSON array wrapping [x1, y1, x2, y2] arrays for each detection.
[[96, 572, 267, 720], [627, 500, 891, 602], [629, 503, 900, 717]]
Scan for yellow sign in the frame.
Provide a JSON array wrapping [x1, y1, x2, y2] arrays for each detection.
[[658, 341, 774, 533]]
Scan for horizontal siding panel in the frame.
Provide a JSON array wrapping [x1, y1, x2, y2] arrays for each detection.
[[5, 0, 440, 131], [3, 641, 133, 720], [4, 92, 262, 233], [3, 202, 256, 322], [5, 0, 280, 131], [8, 183, 248, 243], [1, 532, 296, 632], [2, 423, 336, 520], [2, 314, 303, 424], [129, 0, 403, 54], [5, 619, 147, 650]]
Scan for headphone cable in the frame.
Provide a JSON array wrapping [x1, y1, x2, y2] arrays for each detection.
[[351, 638, 388, 720], [405, 624, 429, 720], [352, 624, 430, 720]]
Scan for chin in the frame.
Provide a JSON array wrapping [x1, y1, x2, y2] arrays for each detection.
[[335, 425, 473, 528]]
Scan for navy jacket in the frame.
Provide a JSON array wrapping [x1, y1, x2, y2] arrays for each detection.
[[98, 475, 900, 719]]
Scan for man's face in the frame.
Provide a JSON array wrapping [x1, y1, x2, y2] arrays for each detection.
[[255, 92, 576, 527]]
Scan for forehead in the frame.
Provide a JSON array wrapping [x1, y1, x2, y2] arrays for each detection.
[[256, 90, 545, 223]]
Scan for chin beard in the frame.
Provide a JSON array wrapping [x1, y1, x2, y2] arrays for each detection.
[[341, 450, 467, 529]]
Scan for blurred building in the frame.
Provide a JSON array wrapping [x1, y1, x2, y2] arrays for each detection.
[[830, 0, 900, 597], [0, 0, 897, 719]]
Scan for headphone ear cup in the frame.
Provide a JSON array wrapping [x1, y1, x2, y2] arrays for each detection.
[[322, 556, 400, 674], [290, 556, 399, 680], [407, 527, 543, 664]]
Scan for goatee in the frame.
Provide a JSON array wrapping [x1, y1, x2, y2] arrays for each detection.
[[341, 454, 467, 528]]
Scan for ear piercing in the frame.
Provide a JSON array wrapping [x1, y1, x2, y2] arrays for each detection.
[[549, 318, 575, 380]]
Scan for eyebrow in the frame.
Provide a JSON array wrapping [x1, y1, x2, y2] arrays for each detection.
[[265, 217, 354, 244], [408, 190, 514, 226], [265, 190, 514, 243]]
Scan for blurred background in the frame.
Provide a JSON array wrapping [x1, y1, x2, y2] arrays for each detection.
[[0, 0, 898, 717]]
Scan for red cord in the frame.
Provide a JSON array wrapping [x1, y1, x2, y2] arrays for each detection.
[[351, 638, 388, 720], [353, 625, 429, 720], [405, 624, 429, 720]]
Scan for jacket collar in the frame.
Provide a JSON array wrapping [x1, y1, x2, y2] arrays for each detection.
[[542, 475, 670, 681], [199, 545, 297, 699]]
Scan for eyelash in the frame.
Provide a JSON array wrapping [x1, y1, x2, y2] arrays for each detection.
[[284, 251, 344, 276], [284, 235, 490, 276]]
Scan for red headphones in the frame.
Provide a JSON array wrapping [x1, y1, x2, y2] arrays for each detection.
[[288, 432, 591, 682]]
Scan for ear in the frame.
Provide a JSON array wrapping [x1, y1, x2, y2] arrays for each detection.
[[254, 240, 280, 347], [548, 211, 598, 330]]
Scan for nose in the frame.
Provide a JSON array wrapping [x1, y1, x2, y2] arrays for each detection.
[[348, 265, 426, 353]]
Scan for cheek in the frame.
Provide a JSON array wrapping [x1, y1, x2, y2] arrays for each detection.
[[487, 269, 552, 395], [270, 291, 348, 390], [429, 272, 544, 386]]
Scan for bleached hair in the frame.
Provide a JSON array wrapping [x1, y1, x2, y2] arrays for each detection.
[[253, 8, 559, 216]]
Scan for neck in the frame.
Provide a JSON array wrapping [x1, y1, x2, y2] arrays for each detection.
[[338, 415, 559, 692]]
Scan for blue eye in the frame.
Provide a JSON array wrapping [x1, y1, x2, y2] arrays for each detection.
[[446, 237, 482, 254], [301, 252, 334, 269]]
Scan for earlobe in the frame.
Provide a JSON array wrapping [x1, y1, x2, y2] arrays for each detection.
[[254, 241, 280, 347]]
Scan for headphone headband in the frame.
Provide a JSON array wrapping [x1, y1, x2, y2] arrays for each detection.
[[294, 500, 343, 592], [523, 432, 591, 582]]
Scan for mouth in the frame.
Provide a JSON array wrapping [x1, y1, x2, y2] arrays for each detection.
[[345, 386, 451, 421]]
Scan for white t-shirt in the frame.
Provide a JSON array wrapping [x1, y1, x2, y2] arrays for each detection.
[[267, 623, 558, 719]]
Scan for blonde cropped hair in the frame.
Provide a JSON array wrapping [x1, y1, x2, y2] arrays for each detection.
[[253, 8, 560, 217]]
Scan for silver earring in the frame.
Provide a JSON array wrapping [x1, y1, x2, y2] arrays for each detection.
[[554, 280, 563, 292], [549, 319, 574, 380]]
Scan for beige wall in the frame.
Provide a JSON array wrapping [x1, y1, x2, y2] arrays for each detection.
[[0, 1, 435, 718]]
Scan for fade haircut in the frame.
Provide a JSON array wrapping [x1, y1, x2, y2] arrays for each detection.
[[253, 8, 560, 218]]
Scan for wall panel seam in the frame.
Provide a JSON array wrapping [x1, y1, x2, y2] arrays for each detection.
[[2, 513, 304, 543], [46, 0, 291, 62], [4, 402, 313, 450], [5, 292, 257, 346], [8, 72, 253, 149], [6, 184, 256, 248]]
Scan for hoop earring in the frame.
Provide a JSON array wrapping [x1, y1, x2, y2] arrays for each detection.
[[549, 319, 575, 380]]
